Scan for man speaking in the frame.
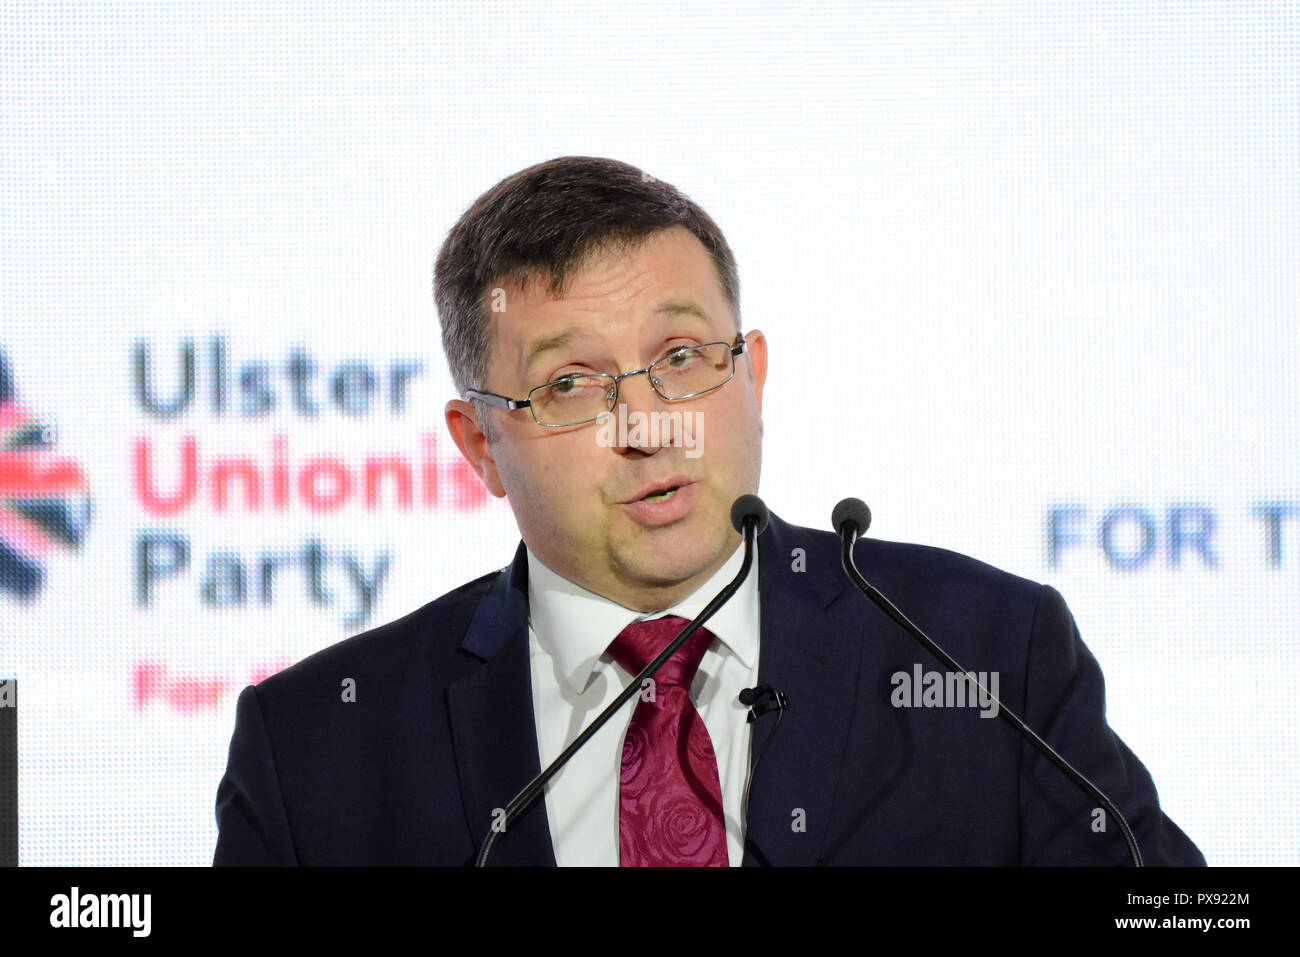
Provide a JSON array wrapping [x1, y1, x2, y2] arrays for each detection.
[[213, 157, 1203, 866]]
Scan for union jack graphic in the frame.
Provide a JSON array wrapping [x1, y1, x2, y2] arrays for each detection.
[[0, 351, 93, 598]]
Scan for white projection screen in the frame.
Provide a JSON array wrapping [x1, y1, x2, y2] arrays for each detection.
[[1, 1, 1295, 866]]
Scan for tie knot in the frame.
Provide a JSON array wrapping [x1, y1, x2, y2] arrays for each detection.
[[608, 616, 715, 689]]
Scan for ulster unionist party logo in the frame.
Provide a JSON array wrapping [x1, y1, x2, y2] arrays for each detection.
[[0, 351, 93, 598]]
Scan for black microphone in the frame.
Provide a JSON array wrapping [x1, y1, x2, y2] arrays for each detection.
[[831, 497, 871, 546], [475, 493, 770, 867], [831, 497, 1144, 868], [731, 493, 770, 537], [738, 684, 788, 721]]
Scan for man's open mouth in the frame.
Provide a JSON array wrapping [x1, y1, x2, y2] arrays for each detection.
[[622, 478, 692, 505], [641, 486, 679, 503]]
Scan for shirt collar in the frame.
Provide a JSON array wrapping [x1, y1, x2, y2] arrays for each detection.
[[527, 537, 761, 695]]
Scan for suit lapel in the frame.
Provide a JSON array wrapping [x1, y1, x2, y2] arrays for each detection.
[[743, 514, 863, 865], [446, 544, 557, 866]]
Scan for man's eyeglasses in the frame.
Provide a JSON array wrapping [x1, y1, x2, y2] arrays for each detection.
[[465, 339, 748, 428]]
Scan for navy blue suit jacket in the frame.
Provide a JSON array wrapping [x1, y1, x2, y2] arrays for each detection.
[[213, 514, 1204, 865]]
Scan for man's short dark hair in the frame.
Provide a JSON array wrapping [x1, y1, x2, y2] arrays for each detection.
[[434, 157, 741, 407]]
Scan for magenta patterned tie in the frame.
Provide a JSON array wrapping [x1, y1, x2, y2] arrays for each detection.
[[607, 616, 728, 867]]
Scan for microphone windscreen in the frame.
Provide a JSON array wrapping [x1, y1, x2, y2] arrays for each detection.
[[831, 497, 872, 537], [730, 494, 770, 535]]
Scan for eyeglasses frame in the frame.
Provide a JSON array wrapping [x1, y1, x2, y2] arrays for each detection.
[[464, 338, 749, 428]]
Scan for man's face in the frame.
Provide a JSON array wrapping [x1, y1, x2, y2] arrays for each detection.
[[445, 226, 768, 611]]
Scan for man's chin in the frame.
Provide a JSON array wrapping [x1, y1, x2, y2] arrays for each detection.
[[610, 531, 735, 603]]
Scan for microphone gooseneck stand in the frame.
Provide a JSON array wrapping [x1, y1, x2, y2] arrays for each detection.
[[832, 497, 1143, 868]]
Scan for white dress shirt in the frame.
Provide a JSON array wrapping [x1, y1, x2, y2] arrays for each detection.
[[527, 538, 762, 866]]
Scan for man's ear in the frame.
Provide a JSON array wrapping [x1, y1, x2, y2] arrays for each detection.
[[743, 329, 768, 417], [445, 399, 507, 498]]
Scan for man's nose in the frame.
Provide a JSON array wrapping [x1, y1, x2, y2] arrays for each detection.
[[612, 372, 672, 453]]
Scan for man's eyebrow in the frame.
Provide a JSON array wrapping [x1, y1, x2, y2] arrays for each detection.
[[654, 301, 713, 322], [522, 329, 597, 375], [520, 304, 714, 373], [525, 332, 574, 366]]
